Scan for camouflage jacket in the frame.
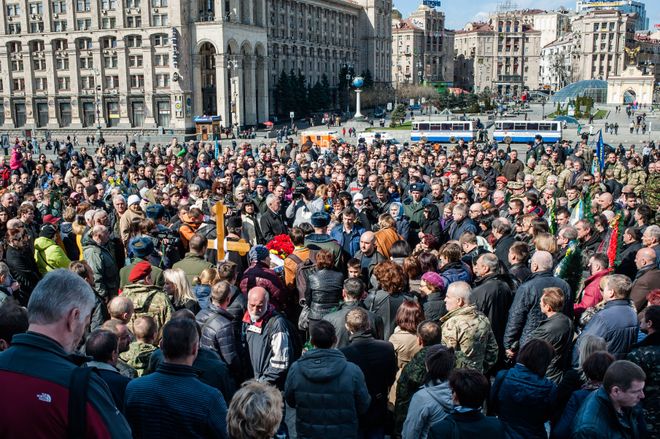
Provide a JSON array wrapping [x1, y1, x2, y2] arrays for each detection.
[[121, 282, 174, 341], [626, 331, 659, 438], [120, 341, 157, 377], [627, 166, 647, 195], [558, 168, 573, 191], [645, 174, 660, 212], [604, 162, 628, 184], [440, 305, 499, 374], [393, 346, 429, 435]]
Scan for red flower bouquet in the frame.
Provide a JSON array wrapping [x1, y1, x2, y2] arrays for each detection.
[[266, 234, 294, 259]]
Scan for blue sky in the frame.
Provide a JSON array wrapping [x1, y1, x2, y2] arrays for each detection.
[[394, 0, 660, 30]]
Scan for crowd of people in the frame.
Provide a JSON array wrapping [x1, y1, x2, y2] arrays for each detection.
[[0, 130, 658, 439]]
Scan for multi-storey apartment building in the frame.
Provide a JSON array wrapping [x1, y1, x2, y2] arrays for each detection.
[[570, 9, 635, 81], [391, 3, 454, 87], [454, 9, 542, 96]]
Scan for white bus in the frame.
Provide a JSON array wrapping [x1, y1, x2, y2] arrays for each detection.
[[410, 120, 478, 143], [492, 120, 563, 143]]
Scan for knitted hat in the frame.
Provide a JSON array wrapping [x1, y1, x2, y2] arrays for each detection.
[[129, 236, 154, 259], [421, 271, 445, 291], [128, 260, 152, 283], [248, 245, 270, 262], [127, 195, 141, 206]]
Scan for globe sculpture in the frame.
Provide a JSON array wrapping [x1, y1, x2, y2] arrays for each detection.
[[352, 77, 364, 119]]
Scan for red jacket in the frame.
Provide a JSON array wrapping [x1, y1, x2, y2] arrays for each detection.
[[574, 268, 611, 317]]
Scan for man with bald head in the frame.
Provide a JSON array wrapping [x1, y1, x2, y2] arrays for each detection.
[[597, 192, 614, 212], [242, 287, 294, 389], [631, 247, 660, 312], [503, 251, 573, 358], [355, 231, 386, 289]]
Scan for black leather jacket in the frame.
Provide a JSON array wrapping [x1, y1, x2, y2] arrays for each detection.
[[307, 268, 344, 320]]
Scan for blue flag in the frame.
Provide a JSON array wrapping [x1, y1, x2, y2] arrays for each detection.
[[214, 140, 220, 159], [596, 130, 605, 172]]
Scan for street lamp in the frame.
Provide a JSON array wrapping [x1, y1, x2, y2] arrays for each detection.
[[343, 63, 353, 116], [227, 58, 239, 130], [93, 68, 102, 142]]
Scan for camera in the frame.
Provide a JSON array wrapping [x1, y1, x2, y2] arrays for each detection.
[[292, 184, 308, 199]]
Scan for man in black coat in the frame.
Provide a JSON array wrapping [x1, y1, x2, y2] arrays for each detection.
[[471, 253, 514, 368], [504, 251, 572, 359], [615, 227, 642, 280], [259, 194, 288, 242], [527, 288, 574, 383], [341, 307, 398, 438], [323, 278, 384, 348], [196, 280, 247, 385], [492, 218, 515, 268], [84, 329, 132, 412]]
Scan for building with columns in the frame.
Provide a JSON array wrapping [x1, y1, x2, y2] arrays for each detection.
[[265, 0, 392, 115], [0, 0, 391, 134]]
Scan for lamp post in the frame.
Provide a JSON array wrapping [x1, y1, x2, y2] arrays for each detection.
[[227, 58, 238, 130], [352, 76, 364, 120], [343, 63, 353, 116], [93, 68, 102, 142]]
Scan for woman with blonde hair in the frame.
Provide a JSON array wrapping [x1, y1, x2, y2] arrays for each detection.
[[163, 267, 200, 314], [193, 267, 219, 310]]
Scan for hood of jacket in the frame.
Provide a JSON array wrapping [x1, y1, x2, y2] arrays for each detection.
[[34, 236, 57, 252], [424, 204, 440, 221], [298, 348, 347, 382], [421, 379, 454, 411]]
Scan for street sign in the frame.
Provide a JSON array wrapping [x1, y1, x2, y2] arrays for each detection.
[[290, 111, 295, 119], [387, 102, 393, 111]]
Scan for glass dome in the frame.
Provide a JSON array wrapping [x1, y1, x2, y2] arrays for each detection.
[[549, 80, 608, 104]]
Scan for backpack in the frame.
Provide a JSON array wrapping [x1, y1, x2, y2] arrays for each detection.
[[288, 250, 318, 305]]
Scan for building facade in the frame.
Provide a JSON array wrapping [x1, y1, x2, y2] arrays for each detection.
[[453, 9, 542, 96], [570, 9, 635, 82], [0, 0, 391, 133], [0, 0, 269, 132], [391, 3, 454, 87], [453, 22, 494, 92], [539, 32, 577, 90]]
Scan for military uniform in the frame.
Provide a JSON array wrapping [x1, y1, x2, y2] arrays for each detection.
[[120, 341, 157, 377], [627, 166, 647, 197], [557, 168, 573, 191], [394, 346, 430, 435], [121, 282, 174, 340], [604, 162, 628, 184], [532, 163, 552, 190], [440, 305, 499, 373], [646, 173, 660, 213]]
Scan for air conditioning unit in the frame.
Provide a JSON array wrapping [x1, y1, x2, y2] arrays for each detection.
[[153, 8, 158, 13], [31, 14, 36, 19], [54, 13, 58, 18], [7, 16, 12, 21], [136, 8, 140, 12], [102, 9, 107, 15], [87, 50, 93, 56], [104, 49, 110, 54], [112, 50, 117, 55]]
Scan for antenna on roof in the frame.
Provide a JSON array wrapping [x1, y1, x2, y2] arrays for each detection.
[[497, 0, 518, 12]]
